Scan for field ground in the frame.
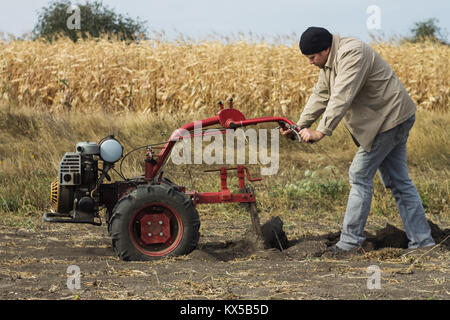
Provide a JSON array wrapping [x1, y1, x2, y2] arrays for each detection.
[[0, 212, 448, 300]]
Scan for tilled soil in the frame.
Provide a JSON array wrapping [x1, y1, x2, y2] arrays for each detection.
[[0, 218, 448, 300]]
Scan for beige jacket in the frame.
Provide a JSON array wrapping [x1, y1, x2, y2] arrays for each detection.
[[297, 35, 416, 152]]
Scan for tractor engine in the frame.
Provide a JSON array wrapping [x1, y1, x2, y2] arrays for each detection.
[[48, 136, 123, 224]]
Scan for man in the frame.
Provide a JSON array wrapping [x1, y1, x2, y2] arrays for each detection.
[[281, 27, 435, 252]]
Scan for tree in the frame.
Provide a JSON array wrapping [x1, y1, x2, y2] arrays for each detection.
[[409, 18, 447, 44], [33, 0, 148, 42]]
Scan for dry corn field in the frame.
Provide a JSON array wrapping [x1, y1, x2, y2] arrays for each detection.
[[0, 37, 449, 114]]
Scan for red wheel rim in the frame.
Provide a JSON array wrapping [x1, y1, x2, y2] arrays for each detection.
[[129, 202, 183, 257]]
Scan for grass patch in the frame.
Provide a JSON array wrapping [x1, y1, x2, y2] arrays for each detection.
[[0, 104, 448, 230]]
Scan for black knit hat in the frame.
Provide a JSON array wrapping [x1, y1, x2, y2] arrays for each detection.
[[299, 27, 333, 55]]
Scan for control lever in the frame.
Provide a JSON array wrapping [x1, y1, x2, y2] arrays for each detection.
[[277, 123, 304, 143]]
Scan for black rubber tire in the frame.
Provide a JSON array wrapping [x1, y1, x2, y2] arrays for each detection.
[[109, 183, 200, 261]]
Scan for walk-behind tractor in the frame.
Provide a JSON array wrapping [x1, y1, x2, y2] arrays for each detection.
[[44, 100, 303, 261]]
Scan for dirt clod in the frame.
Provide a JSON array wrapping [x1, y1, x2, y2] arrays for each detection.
[[260, 216, 289, 251], [188, 249, 218, 262], [428, 220, 450, 249], [374, 224, 409, 249], [284, 240, 328, 259]]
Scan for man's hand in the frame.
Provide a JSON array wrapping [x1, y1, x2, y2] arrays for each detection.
[[279, 127, 295, 140], [299, 128, 325, 142], [279, 126, 325, 143]]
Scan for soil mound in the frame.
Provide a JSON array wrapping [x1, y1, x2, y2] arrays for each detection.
[[369, 220, 449, 250], [260, 216, 289, 250], [372, 224, 409, 249], [428, 220, 450, 249], [193, 216, 289, 261], [191, 219, 449, 262]]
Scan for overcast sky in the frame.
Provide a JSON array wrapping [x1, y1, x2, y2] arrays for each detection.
[[0, 0, 448, 42]]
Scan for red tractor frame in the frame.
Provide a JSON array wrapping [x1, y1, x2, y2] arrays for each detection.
[[45, 99, 302, 261]]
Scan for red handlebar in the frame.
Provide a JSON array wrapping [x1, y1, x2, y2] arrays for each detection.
[[145, 106, 298, 180]]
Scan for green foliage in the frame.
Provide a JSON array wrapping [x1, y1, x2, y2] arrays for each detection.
[[409, 18, 447, 44], [268, 165, 349, 213], [284, 177, 347, 202], [417, 182, 449, 215], [33, 0, 148, 42]]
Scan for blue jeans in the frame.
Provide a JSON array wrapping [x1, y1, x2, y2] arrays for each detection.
[[337, 115, 435, 250]]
